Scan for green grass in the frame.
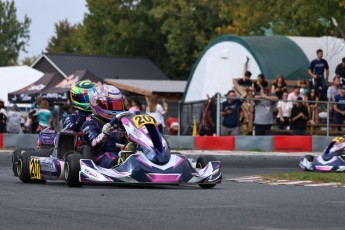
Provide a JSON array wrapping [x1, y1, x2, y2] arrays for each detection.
[[261, 172, 345, 184]]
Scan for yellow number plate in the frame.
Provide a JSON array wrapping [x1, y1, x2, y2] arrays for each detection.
[[30, 158, 41, 179], [132, 114, 156, 128]]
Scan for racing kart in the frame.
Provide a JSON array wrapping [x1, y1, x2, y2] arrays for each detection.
[[16, 128, 85, 183], [299, 137, 345, 172], [64, 111, 222, 188]]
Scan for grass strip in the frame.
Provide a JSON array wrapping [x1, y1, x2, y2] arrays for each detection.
[[261, 172, 345, 184]]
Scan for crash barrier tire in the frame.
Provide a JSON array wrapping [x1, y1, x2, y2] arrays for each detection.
[[12, 147, 35, 176], [17, 150, 51, 183], [65, 154, 83, 187], [196, 155, 217, 189]]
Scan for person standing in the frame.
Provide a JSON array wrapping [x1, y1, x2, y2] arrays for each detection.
[[146, 93, 167, 133], [35, 100, 53, 133], [221, 90, 242, 136], [335, 57, 345, 83], [253, 88, 278, 135], [290, 97, 309, 135], [308, 49, 329, 100], [6, 104, 22, 134]]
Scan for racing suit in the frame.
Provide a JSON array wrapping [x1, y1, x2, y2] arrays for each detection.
[[322, 137, 345, 161], [81, 115, 127, 168], [63, 110, 91, 132]]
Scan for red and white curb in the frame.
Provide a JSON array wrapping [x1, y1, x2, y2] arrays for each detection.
[[227, 176, 345, 188]]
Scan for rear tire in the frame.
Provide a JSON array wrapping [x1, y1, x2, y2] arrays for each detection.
[[17, 150, 50, 183], [12, 147, 34, 176], [197, 155, 217, 189], [65, 154, 83, 187], [305, 155, 314, 162]]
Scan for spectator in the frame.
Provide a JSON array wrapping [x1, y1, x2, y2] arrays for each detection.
[[146, 93, 167, 133], [327, 76, 341, 119], [31, 95, 42, 109], [276, 92, 292, 130], [129, 97, 143, 113], [333, 84, 345, 128], [327, 76, 341, 102], [290, 97, 309, 135], [253, 73, 268, 94], [28, 95, 42, 133], [308, 49, 329, 100], [35, 100, 53, 133], [221, 90, 242, 136], [299, 80, 309, 96], [238, 71, 254, 92], [199, 93, 218, 136], [288, 85, 305, 103], [0, 99, 7, 133], [335, 57, 345, 83], [253, 88, 278, 135], [166, 117, 178, 135], [306, 88, 319, 125], [271, 74, 287, 99], [124, 97, 131, 111], [6, 104, 22, 134]]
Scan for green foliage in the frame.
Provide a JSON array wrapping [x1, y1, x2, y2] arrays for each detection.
[[45, 0, 345, 79], [46, 19, 83, 53], [20, 55, 39, 66], [0, 1, 31, 66]]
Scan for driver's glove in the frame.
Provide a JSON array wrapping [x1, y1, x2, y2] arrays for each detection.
[[102, 123, 113, 136]]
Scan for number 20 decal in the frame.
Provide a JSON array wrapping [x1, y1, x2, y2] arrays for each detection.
[[132, 115, 156, 128]]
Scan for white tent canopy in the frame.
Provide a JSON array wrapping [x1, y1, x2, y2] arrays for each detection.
[[0, 66, 43, 105], [184, 35, 345, 102]]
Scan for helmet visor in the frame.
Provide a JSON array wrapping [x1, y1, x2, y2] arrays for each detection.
[[97, 98, 124, 111], [70, 92, 90, 103]]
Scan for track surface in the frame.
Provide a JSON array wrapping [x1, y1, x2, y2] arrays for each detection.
[[1, 152, 345, 230]]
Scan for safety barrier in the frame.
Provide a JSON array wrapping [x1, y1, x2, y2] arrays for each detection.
[[0, 133, 336, 153]]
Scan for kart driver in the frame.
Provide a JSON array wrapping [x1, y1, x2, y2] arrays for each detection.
[[322, 136, 345, 161], [63, 80, 95, 132], [81, 84, 135, 168]]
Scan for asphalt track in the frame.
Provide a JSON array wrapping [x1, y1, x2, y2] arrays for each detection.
[[1, 151, 345, 230]]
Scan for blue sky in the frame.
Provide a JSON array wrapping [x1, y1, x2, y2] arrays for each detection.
[[13, 0, 87, 61]]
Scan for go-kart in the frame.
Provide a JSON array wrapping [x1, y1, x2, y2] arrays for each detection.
[[64, 111, 222, 188], [299, 136, 345, 172], [16, 128, 85, 183], [11, 128, 56, 176]]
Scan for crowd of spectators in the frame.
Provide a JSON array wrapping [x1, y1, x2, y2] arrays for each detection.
[[196, 49, 345, 136]]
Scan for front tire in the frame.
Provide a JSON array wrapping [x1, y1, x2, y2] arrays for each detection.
[[197, 155, 217, 189], [65, 154, 83, 187], [12, 147, 34, 176], [17, 150, 50, 183]]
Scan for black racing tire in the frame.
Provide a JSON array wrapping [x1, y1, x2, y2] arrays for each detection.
[[65, 154, 83, 187], [196, 155, 217, 189], [12, 147, 35, 176], [17, 150, 50, 183]]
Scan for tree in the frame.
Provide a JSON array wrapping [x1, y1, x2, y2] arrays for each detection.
[[0, 1, 31, 66], [46, 19, 83, 53]]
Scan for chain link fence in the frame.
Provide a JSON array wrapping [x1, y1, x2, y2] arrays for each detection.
[[179, 96, 344, 136]]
